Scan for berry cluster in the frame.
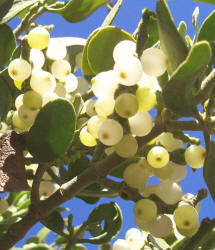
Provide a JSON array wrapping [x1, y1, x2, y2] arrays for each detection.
[[7, 26, 207, 244], [8, 27, 79, 131]]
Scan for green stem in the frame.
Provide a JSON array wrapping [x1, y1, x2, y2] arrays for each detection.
[[14, 5, 46, 39], [102, 0, 123, 27], [195, 68, 215, 104]]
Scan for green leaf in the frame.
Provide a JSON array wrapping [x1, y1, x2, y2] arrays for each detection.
[[82, 29, 100, 75], [0, 24, 16, 69], [204, 141, 215, 201], [0, 77, 12, 120], [25, 236, 39, 244], [82, 202, 122, 244], [102, 0, 123, 27], [198, 228, 215, 249], [143, 13, 159, 49], [156, 0, 188, 74], [87, 26, 135, 74], [198, 10, 215, 42], [178, 21, 187, 39], [47, 0, 109, 23], [134, 9, 158, 57], [193, 0, 215, 4], [22, 244, 54, 250], [163, 41, 211, 116], [37, 227, 51, 243], [0, 0, 37, 24], [26, 98, 76, 162], [41, 211, 64, 234]]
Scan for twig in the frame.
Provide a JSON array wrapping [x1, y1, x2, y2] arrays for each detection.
[[14, 6, 46, 39]]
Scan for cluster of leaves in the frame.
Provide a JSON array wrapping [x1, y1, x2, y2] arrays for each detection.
[[1, 0, 215, 249]]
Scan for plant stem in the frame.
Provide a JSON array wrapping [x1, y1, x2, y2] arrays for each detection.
[[0, 124, 164, 249], [14, 5, 46, 39]]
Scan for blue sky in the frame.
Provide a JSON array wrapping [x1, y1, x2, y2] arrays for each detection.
[[7, 0, 215, 249]]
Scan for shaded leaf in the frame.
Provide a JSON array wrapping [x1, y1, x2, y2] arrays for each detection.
[[0, 24, 16, 70], [0, 131, 29, 192], [163, 41, 211, 116], [47, 0, 109, 23], [26, 98, 76, 162], [102, 0, 123, 27], [25, 236, 39, 244], [204, 140, 215, 201], [55, 235, 68, 245], [87, 26, 135, 74], [41, 210, 64, 234], [82, 202, 122, 244], [0, 77, 12, 120], [0, 0, 37, 24], [0, 68, 21, 103], [198, 10, 215, 42], [156, 0, 188, 74]]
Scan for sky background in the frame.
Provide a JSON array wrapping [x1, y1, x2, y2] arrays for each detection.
[[7, 0, 215, 249]]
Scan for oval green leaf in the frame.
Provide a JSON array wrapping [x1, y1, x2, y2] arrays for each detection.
[[26, 98, 76, 162], [163, 41, 211, 116], [47, 0, 109, 23], [0, 77, 12, 120], [204, 141, 215, 201], [41, 210, 64, 234], [82, 29, 100, 75], [198, 10, 215, 42], [87, 26, 135, 74], [0, 24, 16, 70], [156, 0, 188, 74], [83, 202, 122, 244]]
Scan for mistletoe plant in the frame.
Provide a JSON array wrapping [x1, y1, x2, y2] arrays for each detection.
[[0, 0, 215, 249]]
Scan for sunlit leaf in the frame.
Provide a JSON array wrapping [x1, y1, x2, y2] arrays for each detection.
[[198, 10, 215, 42], [82, 29, 100, 75], [47, 0, 109, 23], [163, 41, 211, 116], [0, 0, 37, 24], [157, 0, 188, 74], [87, 26, 135, 74]]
